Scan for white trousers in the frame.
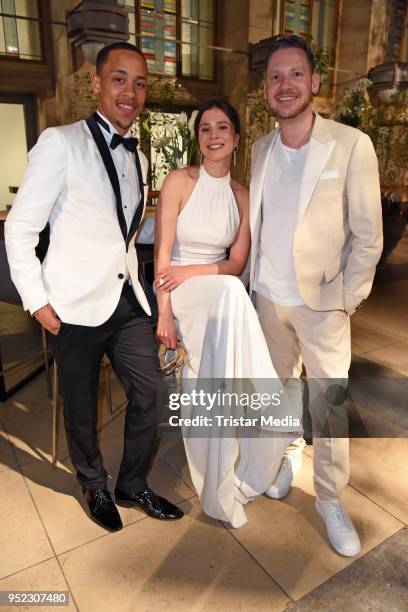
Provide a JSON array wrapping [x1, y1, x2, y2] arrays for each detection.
[[255, 292, 351, 500]]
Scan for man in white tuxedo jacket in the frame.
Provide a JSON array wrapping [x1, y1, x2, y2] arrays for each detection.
[[250, 36, 382, 556], [5, 42, 183, 531]]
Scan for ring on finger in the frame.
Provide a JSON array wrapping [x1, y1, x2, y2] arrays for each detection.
[[158, 278, 164, 287]]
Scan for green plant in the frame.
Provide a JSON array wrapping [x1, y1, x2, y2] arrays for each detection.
[[147, 75, 199, 107], [312, 44, 330, 86], [70, 71, 96, 122], [335, 81, 408, 187], [145, 112, 198, 169], [137, 110, 198, 189], [244, 82, 276, 182]]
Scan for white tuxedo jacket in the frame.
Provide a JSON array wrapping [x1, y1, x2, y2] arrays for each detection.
[[5, 115, 151, 325], [249, 114, 383, 314]]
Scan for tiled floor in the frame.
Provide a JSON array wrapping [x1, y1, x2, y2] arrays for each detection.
[[0, 232, 407, 611], [289, 528, 408, 611]]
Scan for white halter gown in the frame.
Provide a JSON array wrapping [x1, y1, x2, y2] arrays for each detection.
[[170, 166, 300, 527]]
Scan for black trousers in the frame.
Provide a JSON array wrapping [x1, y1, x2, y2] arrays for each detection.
[[49, 282, 161, 492]]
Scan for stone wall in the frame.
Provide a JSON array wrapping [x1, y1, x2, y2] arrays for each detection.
[[335, 0, 389, 100]]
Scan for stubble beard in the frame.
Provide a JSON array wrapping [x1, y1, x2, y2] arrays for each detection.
[[269, 94, 312, 121], [117, 120, 133, 131], [115, 114, 138, 132]]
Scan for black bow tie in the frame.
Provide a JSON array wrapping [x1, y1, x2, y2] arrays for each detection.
[[110, 133, 139, 152]]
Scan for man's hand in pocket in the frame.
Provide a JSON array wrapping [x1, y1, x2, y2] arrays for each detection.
[[33, 304, 61, 335]]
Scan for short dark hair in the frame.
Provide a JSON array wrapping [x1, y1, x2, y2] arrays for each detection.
[[264, 35, 315, 74], [194, 98, 241, 138], [96, 42, 146, 74]]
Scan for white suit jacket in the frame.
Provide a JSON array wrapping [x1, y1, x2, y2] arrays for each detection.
[[249, 114, 383, 314], [5, 115, 151, 325]]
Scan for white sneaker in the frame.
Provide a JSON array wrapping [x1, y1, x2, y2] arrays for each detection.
[[265, 457, 294, 499], [315, 498, 362, 557]]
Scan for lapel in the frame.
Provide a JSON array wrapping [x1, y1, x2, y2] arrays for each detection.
[[297, 113, 336, 222], [126, 148, 145, 250], [86, 113, 128, 241], [250, 130, 278, 229]]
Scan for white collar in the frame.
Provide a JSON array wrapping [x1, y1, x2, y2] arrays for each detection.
[[96, 110, 131, 138]]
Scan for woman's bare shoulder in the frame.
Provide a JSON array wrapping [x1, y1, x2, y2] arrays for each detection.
[[162, 166, 199, 189], [184, 165, 200, 181]]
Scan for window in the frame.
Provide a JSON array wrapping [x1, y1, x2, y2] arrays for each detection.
[[273, 0, 338, 96], [310, 0, 337, 55], [181, 0, 214, 80], [139, 0, 177, 76], [120, 0, 215, 80], [0, 0, 42, 60], [282, 0, 311, 37]]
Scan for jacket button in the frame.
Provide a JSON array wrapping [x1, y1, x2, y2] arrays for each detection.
[[118, 273, 124, 279]]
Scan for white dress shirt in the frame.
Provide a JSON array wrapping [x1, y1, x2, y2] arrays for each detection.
[[96, 111, 141, 231]]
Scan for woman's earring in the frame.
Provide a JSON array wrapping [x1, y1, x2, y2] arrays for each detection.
[[233, 144, 238, 167], [200, 152, 203, 165]]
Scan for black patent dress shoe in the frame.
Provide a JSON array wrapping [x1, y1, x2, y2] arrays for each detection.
[[115, 486, 184, 520], [82, 487, 123, 532]]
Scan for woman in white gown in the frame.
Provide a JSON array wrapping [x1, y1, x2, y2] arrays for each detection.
[[154, 100, 301, 527]]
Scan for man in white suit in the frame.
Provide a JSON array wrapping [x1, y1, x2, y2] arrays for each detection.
[[5, 42, 183, 531], [250, 36, 382, 556]]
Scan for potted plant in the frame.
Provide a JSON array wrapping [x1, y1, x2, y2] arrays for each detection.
[[335, 80, 408, 264]]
